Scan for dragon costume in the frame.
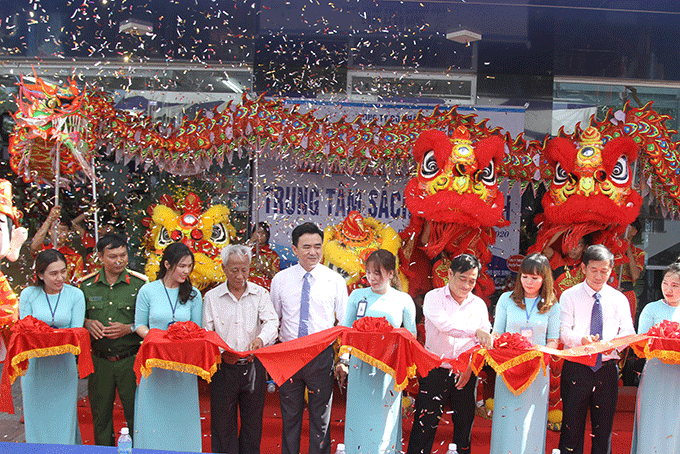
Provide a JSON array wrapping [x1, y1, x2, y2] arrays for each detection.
[[142, 192, 237, 291], [10, 76, 96, 184]]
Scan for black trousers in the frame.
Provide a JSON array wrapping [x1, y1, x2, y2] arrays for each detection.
[[406, 367, 477, 454], [559, 360, 619, 454], [279, 345, 335, 454], [209, 358, 267, 454]]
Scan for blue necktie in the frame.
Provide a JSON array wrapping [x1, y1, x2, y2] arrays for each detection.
[[298, 272, 312, 338], [590, 292, 603, 372]]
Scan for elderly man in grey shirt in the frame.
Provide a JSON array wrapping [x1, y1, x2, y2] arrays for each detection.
[[203, 244, 279, 454]]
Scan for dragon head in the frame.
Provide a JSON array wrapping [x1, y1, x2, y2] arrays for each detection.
[[404, 127, 506, 226], [143, 192, 237, 291], [10, 75, 95, 183]]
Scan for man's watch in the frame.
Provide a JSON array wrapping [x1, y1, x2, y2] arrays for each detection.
[[130, 324, 135, 333]]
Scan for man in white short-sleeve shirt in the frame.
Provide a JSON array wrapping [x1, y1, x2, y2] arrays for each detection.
[[203, 244, 278, 454]]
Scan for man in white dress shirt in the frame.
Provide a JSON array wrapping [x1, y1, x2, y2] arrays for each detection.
[[559, 244, 635, 454], [203, 244, 279, 454], [406, 254, 493, 454], [270, 222, 347, 454]]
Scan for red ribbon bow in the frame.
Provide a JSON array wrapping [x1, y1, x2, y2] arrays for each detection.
[[11, 315, 54, 333], [647, 320, 680, 338], [352, 316, 394, 333], [164, 321, 207, 340], [493, 332, 533, 350]]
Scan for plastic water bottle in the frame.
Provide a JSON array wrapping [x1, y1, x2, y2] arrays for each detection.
[[334, 443, 346, 454], [267, 380, 276, 393], [551, 450, 560, 454], [117, 427, 132, 454], [445, 443, 458, 454]]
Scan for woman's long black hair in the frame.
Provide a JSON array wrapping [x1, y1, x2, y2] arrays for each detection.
[[157, 242, 197, 304], [34, 249, 67, 289]]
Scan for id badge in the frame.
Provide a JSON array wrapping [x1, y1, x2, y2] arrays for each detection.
[[356, 300, 367, 318], [520, 327, 533, 344]]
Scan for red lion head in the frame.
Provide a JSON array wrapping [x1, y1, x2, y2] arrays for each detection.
[[400, 127, 507, 299], [404, 126, 506, 227], [531, 126, 643, 260], [543, 126, 642, 226]]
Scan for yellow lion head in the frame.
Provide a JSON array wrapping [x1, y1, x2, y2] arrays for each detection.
[[143, 192, 236, 291], [322, 211, 405, 291]]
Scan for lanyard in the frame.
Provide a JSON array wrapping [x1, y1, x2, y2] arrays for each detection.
[[163, 283, 179, 322], [44, 290, 62, 328], [525, 296, 540, 324]]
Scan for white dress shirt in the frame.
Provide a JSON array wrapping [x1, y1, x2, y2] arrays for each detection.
[[270, 263, 347, 343], [560, 281, 635, 361], [423, 285, 491, 367], [202, 281, 279, 351]]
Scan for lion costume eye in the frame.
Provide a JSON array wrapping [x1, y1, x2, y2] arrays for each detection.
[[419, 150, 439, 178], [157, 226, 172, 247], [211, 223, 228, 244], [478, 161, 495, 185], [553, 162, 568, 185], [610, 156, 629, 184]]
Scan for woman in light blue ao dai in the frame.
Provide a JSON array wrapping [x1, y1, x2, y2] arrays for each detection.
[[335, 249, 416, 454], [490, 253, 560, 454], [631, 260, 680, 454], [133, 243, 203, 452], [19, 249, 85, 444]]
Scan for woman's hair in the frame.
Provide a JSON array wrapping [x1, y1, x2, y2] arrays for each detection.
[[365, 249, 400, 289], [157, 242, 197, 304], [510, 252, 557, 314], [34, 249, 67, 289], [663, 259, 680, 279]]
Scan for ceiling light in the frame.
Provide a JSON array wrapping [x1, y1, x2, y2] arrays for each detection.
[[446, 29, 482, 46], [119, 19, 153, 36]]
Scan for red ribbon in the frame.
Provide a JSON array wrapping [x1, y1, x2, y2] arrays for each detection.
[[0, 316, 93, 414]]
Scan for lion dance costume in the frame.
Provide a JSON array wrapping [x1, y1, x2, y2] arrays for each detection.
[[528, 104, 668, 430], [322, 210, 403, 291], [143, 192, 236, 291], [400, 126, 508, 299]]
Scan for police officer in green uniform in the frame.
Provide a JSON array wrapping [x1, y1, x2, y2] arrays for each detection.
[[80, 233, 147, 446]]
